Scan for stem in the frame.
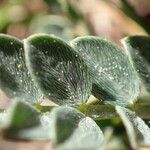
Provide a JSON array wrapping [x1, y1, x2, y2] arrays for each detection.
[[80, 103, 150, 120], [35, 102, 55, 112], [36, 96, 150, 120], [79, 104, 118, 120]]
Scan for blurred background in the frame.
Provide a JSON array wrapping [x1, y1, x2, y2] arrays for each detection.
[[0, 0, 150, 149], [0, 0, 150, 43]]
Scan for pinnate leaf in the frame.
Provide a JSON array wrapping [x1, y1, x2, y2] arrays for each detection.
[[71, 36, 140, 106], [122, 36, 150, 93], [6, 100, 40, 129], [116, 106, 150, 149], [0, 34, 42, 103], [3, 100, 52, 140], [2, 101, 104, 148], [24, 34, 92, 106], [50, 106, 104, 150]]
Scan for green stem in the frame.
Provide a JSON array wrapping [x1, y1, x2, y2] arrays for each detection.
[[36, 97, 150, 120], [78, 103, 150, 120], [78, 104, 118, 120], [35, 102, 55, 112]]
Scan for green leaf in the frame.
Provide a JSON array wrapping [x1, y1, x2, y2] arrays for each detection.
[[50, 106, 104, 150], [5, 113, 53, 140], [50, 106, 84, 144], [24, 34, 92, 106], [6, 100, 40, 129], [71, 36, 140, 106], [3, 100, 52, 140], [0, 34, 42, 103], [122, 36, 150, 93], [116, 106, 150, 149]]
